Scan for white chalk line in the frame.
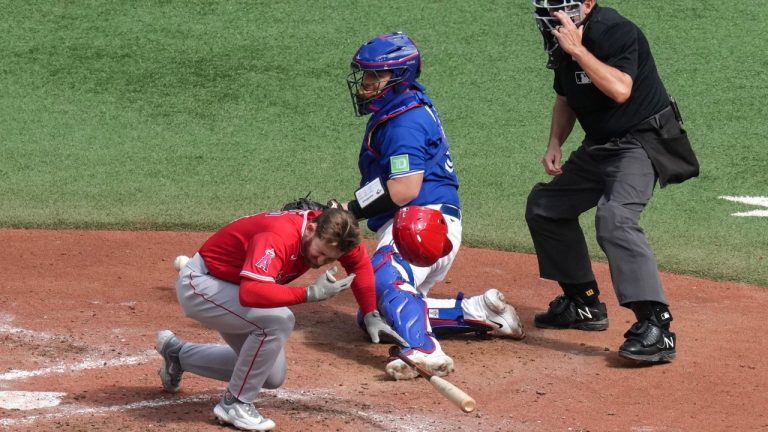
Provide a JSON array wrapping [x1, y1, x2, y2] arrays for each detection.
[[1, 388, 457, 431], [0, 319, 153, 382], [719, 195, 768, 207], [0, 318, 459, 431], [0, 394, 215, 427], [0, 390, 67, 410], [0, 350, 156, 381], [719, 195, 768, 217], [732, 210, 768, 217], [0, 323, 59, 341], [267, 389, 453, 432]]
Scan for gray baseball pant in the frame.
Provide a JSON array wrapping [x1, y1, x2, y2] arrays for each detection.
[[525, 139, 668, 306], [175, 253, 291, 403]]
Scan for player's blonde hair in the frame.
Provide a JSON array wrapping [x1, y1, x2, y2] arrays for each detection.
[[312, 208, 362, 253]]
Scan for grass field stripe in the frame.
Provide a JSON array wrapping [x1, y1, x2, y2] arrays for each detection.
[[0, 350, 156, 381]]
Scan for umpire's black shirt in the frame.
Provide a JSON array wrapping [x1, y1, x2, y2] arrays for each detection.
[[553, 5, 669, 143]]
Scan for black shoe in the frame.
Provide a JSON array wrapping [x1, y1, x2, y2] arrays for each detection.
[[618, 320, 676, 363], [534, 295, 608, 331]]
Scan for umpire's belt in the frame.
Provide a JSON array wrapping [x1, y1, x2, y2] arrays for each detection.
[[439, 204, 462, 221]]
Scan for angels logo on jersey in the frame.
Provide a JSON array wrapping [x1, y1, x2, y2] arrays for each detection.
[[255, 248, 276, 272]]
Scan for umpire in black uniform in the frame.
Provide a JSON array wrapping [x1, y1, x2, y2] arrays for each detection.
[[526, 0, 699, 363]]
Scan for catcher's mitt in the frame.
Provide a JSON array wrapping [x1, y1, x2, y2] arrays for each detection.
[[281, 193, 328, 211]]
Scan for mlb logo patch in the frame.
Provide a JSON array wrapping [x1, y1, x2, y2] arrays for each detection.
[[390, 155, 410, 173], [575, 71, 592, 84]]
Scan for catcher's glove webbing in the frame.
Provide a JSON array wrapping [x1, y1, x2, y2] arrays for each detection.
[[281, 193, 328, 211]]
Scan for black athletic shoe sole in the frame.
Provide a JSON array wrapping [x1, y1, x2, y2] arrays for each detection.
[[534, 318, 609, 331], [618, 349, 676, 363]]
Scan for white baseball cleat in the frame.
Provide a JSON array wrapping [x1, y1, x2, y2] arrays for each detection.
[[481, 288, 525, 339], [214, 391, 276, 431], [386, 343, 455, 380], [173, 255, 190, 272]]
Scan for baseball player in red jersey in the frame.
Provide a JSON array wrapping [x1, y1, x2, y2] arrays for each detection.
[[155, 208, 403, 431]]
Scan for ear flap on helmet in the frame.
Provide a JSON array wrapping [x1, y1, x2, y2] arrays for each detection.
[[393, 206, 452, 267]]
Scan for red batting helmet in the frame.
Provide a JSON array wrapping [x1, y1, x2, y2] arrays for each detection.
[[393, 206, 453, 267]]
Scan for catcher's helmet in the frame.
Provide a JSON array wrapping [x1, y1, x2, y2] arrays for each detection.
[[532, 0, 586, 69], [392, 206, 452, 267], [346, 32, 422, 116]]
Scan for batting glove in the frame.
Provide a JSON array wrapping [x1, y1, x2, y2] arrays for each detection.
[[364, 311, 408, 347], [306, 267, 355, 302]]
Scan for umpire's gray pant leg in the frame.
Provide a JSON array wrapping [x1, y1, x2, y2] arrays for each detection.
[[593, 142, 667, 306]]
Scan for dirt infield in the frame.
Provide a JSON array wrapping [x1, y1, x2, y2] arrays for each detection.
[[1, 229, 766, 431]]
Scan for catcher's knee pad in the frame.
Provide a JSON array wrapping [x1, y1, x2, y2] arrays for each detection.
[[371, 246, 435, 352], [428, 292, 496, 337], [371, 245, 415, 295]]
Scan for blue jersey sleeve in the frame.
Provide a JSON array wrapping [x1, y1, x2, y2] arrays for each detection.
[[375, 125, 428, 180]]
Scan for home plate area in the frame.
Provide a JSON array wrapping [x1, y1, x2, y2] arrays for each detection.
[[0, 229, 766, 431]]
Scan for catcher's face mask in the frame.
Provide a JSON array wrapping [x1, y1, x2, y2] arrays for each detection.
[[346, 32, 421, 116], [346, 67, 396, 116]]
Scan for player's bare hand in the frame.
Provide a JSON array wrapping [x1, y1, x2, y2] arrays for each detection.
[[542, 145, 562, 176], [550, 10, 584, 56], [306, 267, 355, 302]]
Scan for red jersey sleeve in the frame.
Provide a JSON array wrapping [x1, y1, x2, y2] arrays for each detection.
[[338, 243, 377, 314], [238, 232, 307, 308]]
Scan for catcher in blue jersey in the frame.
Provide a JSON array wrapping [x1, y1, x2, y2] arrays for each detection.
[[339, 32, 524, 380]]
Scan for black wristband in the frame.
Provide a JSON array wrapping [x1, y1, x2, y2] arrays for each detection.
[[347, 195, 399, 220], [348, 200, 364, 220], [348, 178, 399, 220]]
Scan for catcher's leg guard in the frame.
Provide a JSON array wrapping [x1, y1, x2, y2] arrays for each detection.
[[370, 246, 436, 353], [371, 246, 455, 380]]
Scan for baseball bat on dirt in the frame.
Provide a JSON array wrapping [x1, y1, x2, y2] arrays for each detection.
[[388, 345, 476, 413]]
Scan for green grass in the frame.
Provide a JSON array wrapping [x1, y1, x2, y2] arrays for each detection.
[[1, 1, 766, 286]]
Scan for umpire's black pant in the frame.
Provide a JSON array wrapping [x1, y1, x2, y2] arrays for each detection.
[[525, 139, 667, 306]]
